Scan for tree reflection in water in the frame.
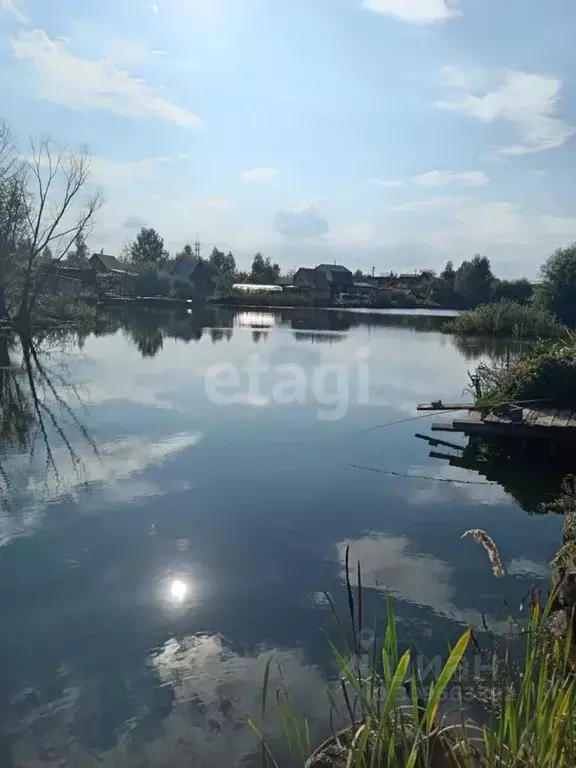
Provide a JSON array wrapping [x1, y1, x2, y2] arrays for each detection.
[[0, 330, 96, 507]]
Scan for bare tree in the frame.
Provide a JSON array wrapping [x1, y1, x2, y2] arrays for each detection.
[[0, 122, 27, 321], [0, 120, 18, 182], [17, 138, 103, 324]]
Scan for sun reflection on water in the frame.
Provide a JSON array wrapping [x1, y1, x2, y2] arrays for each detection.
[[168, 578, 189, 604]]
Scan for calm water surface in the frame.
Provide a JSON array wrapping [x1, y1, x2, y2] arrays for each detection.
[[0, 308, 564, 767]]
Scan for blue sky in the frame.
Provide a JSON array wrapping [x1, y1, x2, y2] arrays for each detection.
[[1, 0, 575, 277]]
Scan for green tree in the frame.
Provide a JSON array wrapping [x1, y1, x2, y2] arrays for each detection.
[[130, 228, 168, 267], [250, 252, 280, 284], [440, 260, 455, 289], [353, 269, 364, 280], [132, 264, 171, 297], [492, 278, 533, 305], [66, 233, 89, 268], [454, 255, 494, 308], [536, 243, 576, 324], [209, 247, 236, 283], [174, 243, 194, 262]]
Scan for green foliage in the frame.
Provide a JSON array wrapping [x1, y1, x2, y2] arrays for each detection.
[[252, 554, 576, 768], [492, 278, 533, 305], [475, 333, 576, 407], [451, 299, 562, 339], [65, 233, 89, 268], [132, 263, 172, 297], [426, 276, 457, 307], [170, 277, 194, 301], [129, 227, 169, 267], [209, 247, 236, 284], [251, 252, 281, 284], [536, 242, 576, 325], [454, 254, 495, 307], [440, 260, 455, 288], [175, 244, 195, 261], [35, 295, 98, 326]]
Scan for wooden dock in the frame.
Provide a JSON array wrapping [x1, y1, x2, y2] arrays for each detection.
[[419, 403, 576, 443]]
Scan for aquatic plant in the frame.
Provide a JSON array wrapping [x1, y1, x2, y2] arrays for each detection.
[[251, 541, 576, 767], [450, 300, 562, 339]]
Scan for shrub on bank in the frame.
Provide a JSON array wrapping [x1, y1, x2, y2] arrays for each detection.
[[475, 334, 576, 408], [35, 295, 98, 327], [451, 299, 562, 339]]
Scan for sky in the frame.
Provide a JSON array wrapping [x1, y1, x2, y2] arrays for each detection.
[[1, 0, 575, 277]]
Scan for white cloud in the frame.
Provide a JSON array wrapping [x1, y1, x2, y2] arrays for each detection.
[[406, 197, 576, 248], [392, 195, 473, 211], [101, 37, 166, 69], [368, 178, 403, 187], [413, 170, 489, 187], [440, 64, 478, 90], [438, 68, 574, 155], [362, 0, 460, 23], [11, 29, 204, 128], [0, 0, 27, 23], [337, 534, 510, 633], [149, 3, 159, 12], [89, 155, 176, 186], [241, 167, 278, 182], [274, 202, 329, 239]]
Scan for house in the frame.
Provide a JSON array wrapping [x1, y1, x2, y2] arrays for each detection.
[[371, 275, 398, 290], [292, 264, 353, 300], [315, 264, 353, 296], [170, 258, 215, 297], [293, 267, 331, 300], [353, 281, 378, 299], [89, 252, 127, 274]]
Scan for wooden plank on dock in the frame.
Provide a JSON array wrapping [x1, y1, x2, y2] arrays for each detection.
[[523, 408, 540, 426], [552, 408, 572, 428], [432, 418, 576, 441], [535, 407, 559, 428], [568, 411, 576, 428], [431, 422, 464, 433]]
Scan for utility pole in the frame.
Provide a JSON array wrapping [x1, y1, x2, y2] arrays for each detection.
[[194, 236, 201, 261]]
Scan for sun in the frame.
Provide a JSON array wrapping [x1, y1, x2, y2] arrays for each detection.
[[168, 578, 189, 603]]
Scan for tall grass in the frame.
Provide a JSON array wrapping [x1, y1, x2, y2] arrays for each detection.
[[450, 300, 562, 339], [251, 542, 576, 767]]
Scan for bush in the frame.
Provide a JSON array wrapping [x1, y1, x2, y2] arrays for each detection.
[[132, 264, 172, 298], [491, 278, 534, 304], [450, 299, 562, 339], [475, 333, 576, 407], [35, 295, 98, 326]]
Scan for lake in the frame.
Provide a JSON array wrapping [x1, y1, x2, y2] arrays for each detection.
[[0, 307, 564, 767]]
